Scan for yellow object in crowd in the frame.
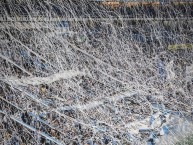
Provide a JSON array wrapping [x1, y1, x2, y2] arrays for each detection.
[[101, 1, 193, 7], [40, 87, 46, 93], [168, 44, 193, 50]]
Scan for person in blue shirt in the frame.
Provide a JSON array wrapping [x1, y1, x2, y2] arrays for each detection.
[[147, 131, 157, 145], [157, 57, 167, 81]]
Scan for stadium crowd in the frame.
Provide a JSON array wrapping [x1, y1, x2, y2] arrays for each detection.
[[1, 1, 193, 145]]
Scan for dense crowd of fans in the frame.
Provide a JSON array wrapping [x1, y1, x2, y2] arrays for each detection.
[[1, 0, 193, 18], [0, 1, 193, 145]]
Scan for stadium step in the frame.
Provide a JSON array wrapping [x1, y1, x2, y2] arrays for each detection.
[[11, 117, 64, 145]]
